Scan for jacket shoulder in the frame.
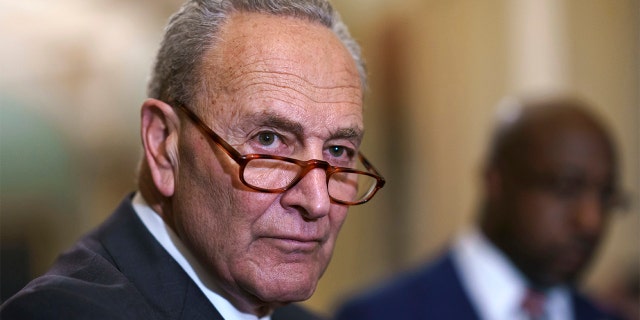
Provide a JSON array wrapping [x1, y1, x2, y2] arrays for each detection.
[[335, 251, 477, 319], [1, 270, 156, 319], [1, 196, 158, 319], [572, 290, 625, 320]]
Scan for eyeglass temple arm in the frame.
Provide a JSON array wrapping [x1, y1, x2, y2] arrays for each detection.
[[359, 152, 385, 183], [173, 103, 244, 160]]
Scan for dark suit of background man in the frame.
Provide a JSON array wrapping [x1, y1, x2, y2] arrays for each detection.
[[1, 0, 386, 318], [336, 96, 625, 320]]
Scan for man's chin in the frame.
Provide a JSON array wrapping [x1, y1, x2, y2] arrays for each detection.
[[241, 270, 319, 305], [551, 258, 590, 285], [254, 280, 317, 304]]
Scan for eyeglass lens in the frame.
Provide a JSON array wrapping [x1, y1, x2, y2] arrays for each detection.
[[243, 158, 378, 203]]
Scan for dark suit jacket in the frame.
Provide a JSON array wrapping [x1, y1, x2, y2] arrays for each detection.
[[1, 195, 323, 320], [335, 251, 621, 320]]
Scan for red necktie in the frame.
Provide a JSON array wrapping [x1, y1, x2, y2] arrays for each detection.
[[521, 289, 547, 320]]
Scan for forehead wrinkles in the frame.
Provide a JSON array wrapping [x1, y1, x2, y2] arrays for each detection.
[[201, 56, 362, 126], [227, 58, 362, 106], [199, 12, 362, 125]]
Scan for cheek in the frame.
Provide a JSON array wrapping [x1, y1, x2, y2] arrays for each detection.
[[328, 207, 349, 240], [525, 196, 566, 227], [175, 178, 282, 291], [173, 140, 264, 268], [182, 178, 276, 245], [174, 169, 233, 255], [514, 194, 569, 249]]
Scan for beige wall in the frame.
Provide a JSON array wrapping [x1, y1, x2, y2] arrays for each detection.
[[307, 0, 639, 316], [1, 0, 637, 316]]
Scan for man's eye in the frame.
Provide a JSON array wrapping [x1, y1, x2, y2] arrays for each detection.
[[328, 146, 356, 162], [329, 146, 345, 157], [257, 132, 277, 146]]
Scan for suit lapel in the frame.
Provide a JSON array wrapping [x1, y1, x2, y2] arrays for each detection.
[[431, 252, 482, 319], [96, 196, 224, 320]]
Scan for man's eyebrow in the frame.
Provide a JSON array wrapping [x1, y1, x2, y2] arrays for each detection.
[[332, 127, 363, 145], [253, 113, 304, 136]]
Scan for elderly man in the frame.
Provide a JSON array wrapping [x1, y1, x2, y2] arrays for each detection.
[[336, 96, 623, 320], [1, 1, 385, 319]]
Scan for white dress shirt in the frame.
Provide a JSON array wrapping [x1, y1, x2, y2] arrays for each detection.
[[451, 227, 573, 320], [132, 193, 271, 320]]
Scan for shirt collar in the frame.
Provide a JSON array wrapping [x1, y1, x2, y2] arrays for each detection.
[[132, 192, 271, 320], [452, 227, 572, 320]]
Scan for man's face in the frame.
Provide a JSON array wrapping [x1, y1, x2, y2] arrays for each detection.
[[496, 121, 616, 287], [170, 13, 363, 312]]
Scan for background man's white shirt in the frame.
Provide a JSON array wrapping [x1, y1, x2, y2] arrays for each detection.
[[452, 227, 573, 320]]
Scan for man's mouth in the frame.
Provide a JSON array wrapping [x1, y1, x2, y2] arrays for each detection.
[[262, 235, 323, 253]]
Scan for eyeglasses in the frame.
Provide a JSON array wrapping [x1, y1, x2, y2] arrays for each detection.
[[173, 103, 385, 205], [519, 171, 629, 212]]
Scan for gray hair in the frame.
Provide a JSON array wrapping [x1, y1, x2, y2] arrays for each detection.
[[147, 0, 366, 107]]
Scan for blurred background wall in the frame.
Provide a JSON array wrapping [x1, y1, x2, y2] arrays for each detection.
[[1, 0, 638, 316]]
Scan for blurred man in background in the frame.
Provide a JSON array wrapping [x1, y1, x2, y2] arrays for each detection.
[[1, 0, 385, 319], [336, 96, 624, 320]]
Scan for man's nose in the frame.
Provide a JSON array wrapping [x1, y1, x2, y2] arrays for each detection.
[[280, 167, 332, 220]]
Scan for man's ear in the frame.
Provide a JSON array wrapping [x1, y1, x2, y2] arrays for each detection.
[[140, 98, 180, 197]]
